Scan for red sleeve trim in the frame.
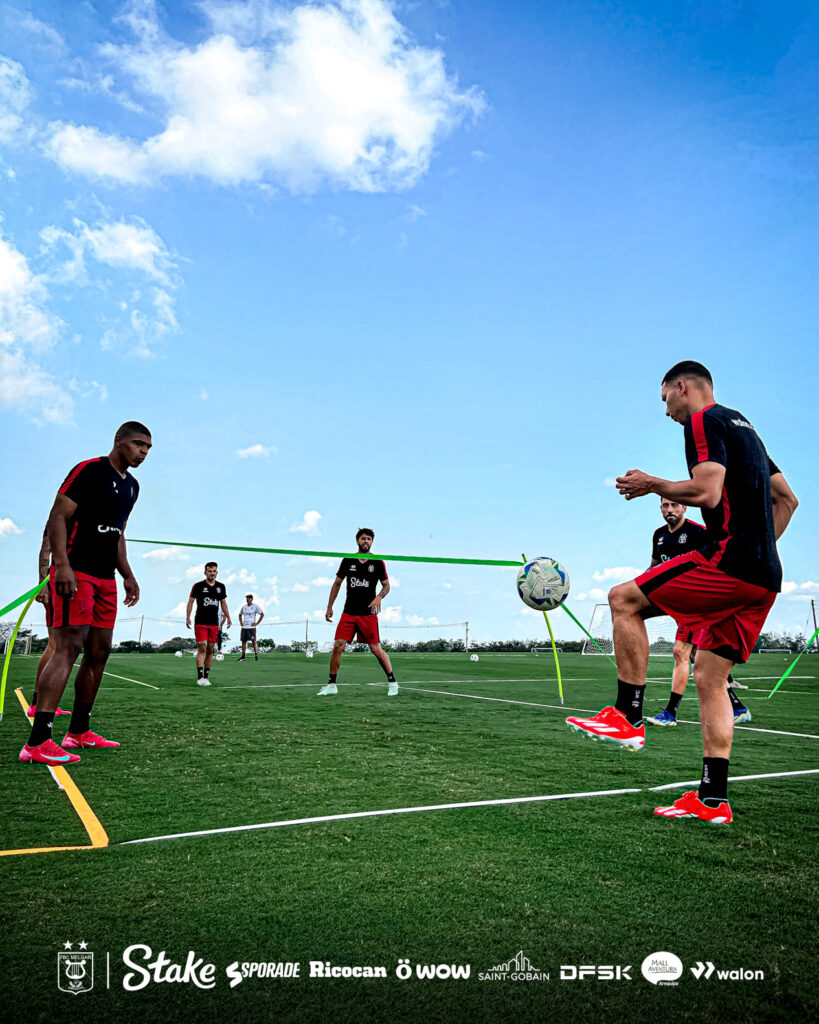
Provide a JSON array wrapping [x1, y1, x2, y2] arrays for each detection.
[[690, 410, 709, 463], [58, 458, 100, 495]]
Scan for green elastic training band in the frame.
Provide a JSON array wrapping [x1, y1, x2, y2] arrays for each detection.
[[0, 579, 47, 722], [130, 538, 522, 567], [0, 579, 48, 619], [767, 624, 819, 698]]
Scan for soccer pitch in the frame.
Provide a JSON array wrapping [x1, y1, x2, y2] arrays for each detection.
[[1, 651, 816, 1022]]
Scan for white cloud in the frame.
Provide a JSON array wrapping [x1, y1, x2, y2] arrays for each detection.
[[142, 545, 189, 560], [592, 567, 640, 583], [781, 580, 819, 597], [0, 349, 73, 424], [69, 378, 108, 402], [200, 388, 210, 401], [290, 510, 322, 534], [167, 601, 188, 618], [428, 616, 439, 625], [289, 582, 310, 592], [311, 576, 333, 586], [588, 588, 607, 600], [603, 477, 617, 487], [224, 568, 258, 587], [0, 56, 34, 145], [20, 15, 65, 51], [0, 232, 62, 350], [46, 0, 484, 192], [184, 564, 207, 579], [404, 613, 424, 625], [382, 605, 402, 623], [0, 517, 22, 537], [236, 443, 277, 458], [405, 204, 426, 222]]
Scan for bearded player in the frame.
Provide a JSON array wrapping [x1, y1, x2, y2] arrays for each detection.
[[186, 562, 231, 686], [318, 528, 398, 697], [567, 361, 797, 824]]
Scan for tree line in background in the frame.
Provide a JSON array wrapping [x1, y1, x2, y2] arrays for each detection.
[[5, 628, 816, 656]]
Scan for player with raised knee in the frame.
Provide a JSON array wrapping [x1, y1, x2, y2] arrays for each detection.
[[187, 562, 231, 686], [19, 422, 152, 765], [567, 361, 797, 823], [643, 499, 751, 727], [318, 528, 398, 697]]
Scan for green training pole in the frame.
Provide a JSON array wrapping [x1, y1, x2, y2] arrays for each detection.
[[0, 580, 47, 723], [522, 554, 564, 705], [767, 624, 819, 699]]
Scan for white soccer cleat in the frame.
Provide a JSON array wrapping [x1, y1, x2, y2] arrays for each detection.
[[197, 679, 211, 687], [387, 681, 399, 697], [318, 683, 337, 696]]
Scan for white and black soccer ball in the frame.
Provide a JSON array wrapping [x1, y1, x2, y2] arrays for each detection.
[[215, 652, 225, 661], [516, 556, 570, 611], [305, 649, 314, 659], [174, 650, 183, 658], [470, 653, 479, 662]]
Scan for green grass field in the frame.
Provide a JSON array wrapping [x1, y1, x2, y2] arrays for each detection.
[[1, 650, 816, 1023]]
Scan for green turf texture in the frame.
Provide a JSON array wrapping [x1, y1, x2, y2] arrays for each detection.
[[1, 651, 816, 1023]]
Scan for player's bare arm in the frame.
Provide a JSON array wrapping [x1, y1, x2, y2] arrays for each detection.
[[255, 609, 265, 626], [47, 493, 79, 597], [221, 599, 232, 629], [616, 461, 725, 509], [770, 472, 798, 540], [186, 596, 195, 628], [369, 579, 390, 614], [36, 525, 51, 606], [117, 531, 140, 607], [326, 577, 343, 621]]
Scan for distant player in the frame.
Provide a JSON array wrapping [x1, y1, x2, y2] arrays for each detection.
[[237, 594, 264, 661], [318, 528, 398, 696], [567, 361, 797, 824], [186, 562, 231, 685], [19, 422, 152, 765], [643, 500, 751, 727]]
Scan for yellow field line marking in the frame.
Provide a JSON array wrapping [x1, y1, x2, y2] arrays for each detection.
[[0, 690, 109, 858], [104, 670, 159, 690]]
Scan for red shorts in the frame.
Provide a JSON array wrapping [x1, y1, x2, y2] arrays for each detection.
[[335, 612, 381, 645], [46, 568, 118, 630], [675, 624, 698, 646], [636, 552, 776, 664], [195, 624, 220, 644]]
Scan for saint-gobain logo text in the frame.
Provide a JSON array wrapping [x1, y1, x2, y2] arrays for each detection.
[[641, 952, 682, 986], [479, 950, 549, 982]]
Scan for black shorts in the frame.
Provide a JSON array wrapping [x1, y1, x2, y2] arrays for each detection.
[[240, 627, 257, 642]]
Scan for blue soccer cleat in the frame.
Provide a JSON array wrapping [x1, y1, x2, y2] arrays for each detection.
[[645, 708, 678, 727], [733, 707, 752, 724]]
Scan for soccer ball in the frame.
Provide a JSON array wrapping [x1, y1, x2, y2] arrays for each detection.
[[516, 556, 570, 611], [305, 649, 314, 659], [215, 653, 225, 661], [174, 650, 183, 658], [470, 653, 479, 662]]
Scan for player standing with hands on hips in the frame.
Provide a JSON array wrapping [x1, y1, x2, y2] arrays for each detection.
[[567, 361, 797, 824], [318, 528, 398, 697]]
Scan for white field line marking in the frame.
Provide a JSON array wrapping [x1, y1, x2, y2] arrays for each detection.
[[220, 683, 361, 690], [651, 768, 819, 791], [103, 671, 158, 691], [121, 767, 819, 847], [404, 687, 819, 740], [120, 788, 643, 845], [46, 765, 65, 792]]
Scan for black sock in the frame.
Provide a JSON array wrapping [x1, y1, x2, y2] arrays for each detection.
[[726, 686, 744, 711], [698, 757, 730, 805], [30, 690, 38, 707], [667, 691, 683, 715], [386, 671, 396, 682], [329, 673, 338, 685], [204, 667, 210, 678], [68, 701, 94, 735], [726, 672, 733, 684], [615, 679, 645, 725], [28, 710, 55, 747], [197, 666, 204, 679]]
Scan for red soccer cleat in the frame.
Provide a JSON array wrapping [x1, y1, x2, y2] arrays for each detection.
[[19, 739, 81, 765], [566, 705, 645, 750], [27, 705, 71, 717], [654, 790, 733, 825], [62, 730, 120, 750]]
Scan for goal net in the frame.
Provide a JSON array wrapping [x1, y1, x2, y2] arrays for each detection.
[[2, 633, 32, 655], [581, 603, 677, 657]]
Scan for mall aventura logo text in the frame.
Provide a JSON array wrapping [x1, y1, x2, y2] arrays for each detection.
[[479, 950, 549, 982]]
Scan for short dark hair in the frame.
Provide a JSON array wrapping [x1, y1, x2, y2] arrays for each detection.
[[662, 361, 713, 387], [116, 420, 151, 440], [356, 528, 374, 541], [205, 561, 218, 570]]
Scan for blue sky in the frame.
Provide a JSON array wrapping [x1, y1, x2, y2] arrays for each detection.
[[1, 0, 817, 647]]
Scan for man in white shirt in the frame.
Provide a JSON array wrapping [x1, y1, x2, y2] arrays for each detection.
[[237, 594, 264, 662]]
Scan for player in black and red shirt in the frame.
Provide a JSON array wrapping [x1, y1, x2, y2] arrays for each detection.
[[567, 361, 798, 824], [643, 500, 750, 727], [186, 562, 231, 685], [19, 422, 152, 766], [318, 528, 398, 696]]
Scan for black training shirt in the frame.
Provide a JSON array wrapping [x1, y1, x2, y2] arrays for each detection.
[[684, 403, 782, 592], [57, 457, 139, 579], [336, 558, 388, 616], [190, 580, 227, 625], [651, 519, 707, 563]]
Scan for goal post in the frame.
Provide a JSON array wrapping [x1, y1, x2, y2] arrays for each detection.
[[581, 604, 676, 657]]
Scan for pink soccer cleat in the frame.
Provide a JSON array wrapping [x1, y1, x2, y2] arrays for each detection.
[[27, 705, 71, 717], [565, 705, 645, 750], [62, 730, 120, 750], [654, 790, 733, 824], [19, 739, 81, 765]]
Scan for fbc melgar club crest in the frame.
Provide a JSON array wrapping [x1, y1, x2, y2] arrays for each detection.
[[58, 942, 94, 994]]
